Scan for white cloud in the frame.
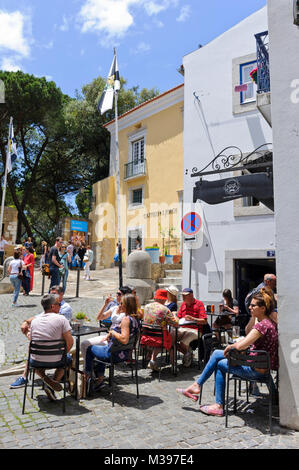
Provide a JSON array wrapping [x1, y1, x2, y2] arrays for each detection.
[[176, 5, 191, 22], [131, 41, 151, 54], [78, 0, 139, 38], [78, 0, 179, 39], [60, 15, 70, 32], [0, 10, 31, 57], [143, 0, 178, 16], [1, 56, 22, 72]]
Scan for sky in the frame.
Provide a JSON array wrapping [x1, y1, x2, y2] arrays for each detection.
[[0, 0, 267, 99]]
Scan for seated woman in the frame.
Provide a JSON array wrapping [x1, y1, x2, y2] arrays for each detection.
[[165, 285, 179, 312], [245, 286, 277, 335], [213, 289, 239, 330], [141, 289, 179, 371], [84, 294, 139, 392], [177, 288, 278, 416]]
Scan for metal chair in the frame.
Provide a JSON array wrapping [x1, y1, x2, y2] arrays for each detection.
[[90, 333, 139, 407], [139, 323, 174, 381], [22, 340, 68, 414], [225, 348, 274, 435]]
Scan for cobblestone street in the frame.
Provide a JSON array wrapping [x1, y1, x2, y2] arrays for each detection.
[[0, 267, 298, 449]]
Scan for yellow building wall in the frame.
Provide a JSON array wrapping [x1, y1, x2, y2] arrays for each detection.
[[90, 96, 183, 267]]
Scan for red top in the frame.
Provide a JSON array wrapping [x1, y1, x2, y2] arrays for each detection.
[[177, 299, 207, 331]]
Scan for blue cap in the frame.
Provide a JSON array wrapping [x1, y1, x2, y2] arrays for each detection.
[[182, 288, 193, 295]]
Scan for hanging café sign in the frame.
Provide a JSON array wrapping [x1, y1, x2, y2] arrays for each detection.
[[190, 144, 274, 210]]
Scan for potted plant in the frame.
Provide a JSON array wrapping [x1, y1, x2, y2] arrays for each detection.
[[173, 254, 182, 264], [75, 312, 89, 326], [145, 246, 160, 263]]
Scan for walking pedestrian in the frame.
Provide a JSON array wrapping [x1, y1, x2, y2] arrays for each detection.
[[59, 243, 71, 293], [83, 245, 94, 280], [49, 237, 64, 290]]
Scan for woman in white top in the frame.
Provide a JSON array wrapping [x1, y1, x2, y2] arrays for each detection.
[[7, 251, 26, 306]]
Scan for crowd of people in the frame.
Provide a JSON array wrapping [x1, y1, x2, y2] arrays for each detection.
[[9, 271, 278, 421]]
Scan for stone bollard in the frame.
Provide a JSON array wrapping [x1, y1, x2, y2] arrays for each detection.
[[125, 250, 155, 305]]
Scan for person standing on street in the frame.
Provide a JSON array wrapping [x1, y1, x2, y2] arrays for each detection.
[[83, 245, 94, 280], [0, 235, 9, 266], [49, 237, 64, 290]]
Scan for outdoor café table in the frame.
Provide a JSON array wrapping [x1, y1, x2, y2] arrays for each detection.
[[71, 325, 107, 400], [206, 312, 237, 329]]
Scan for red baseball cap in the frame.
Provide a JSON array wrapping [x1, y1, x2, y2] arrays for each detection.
[[154, 289, 168, 301]]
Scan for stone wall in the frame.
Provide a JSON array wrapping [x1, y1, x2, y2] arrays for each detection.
[[151, 263, 182, 282], [3, 207, 17, 245]]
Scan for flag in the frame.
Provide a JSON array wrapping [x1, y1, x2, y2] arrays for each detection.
[[7, 119, 17, 174], [98, 51, 120, 115]]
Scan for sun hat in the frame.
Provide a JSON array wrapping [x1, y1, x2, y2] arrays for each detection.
[[154, 289, 168, 301], [182, 288, 193, 295], [166, 285, 179, 297]]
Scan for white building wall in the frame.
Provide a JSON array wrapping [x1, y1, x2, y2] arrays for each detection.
[[268, 0, 299, 430], [182, 7, 274, 302]]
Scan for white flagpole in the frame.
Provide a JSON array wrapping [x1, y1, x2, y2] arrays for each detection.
[[113, 49, 123, 287], [0, 117, 12, 239]]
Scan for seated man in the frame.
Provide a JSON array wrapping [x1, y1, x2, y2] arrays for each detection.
[[175, 288, 207, 367], [29, 294, 73, 401], [10, 294, 73, 400], [49, 285, 73, 322]]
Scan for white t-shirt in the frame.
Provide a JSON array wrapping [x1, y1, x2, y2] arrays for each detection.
[[110, 305, 125, 327], [0, 239, 8, 251], [9, 259, 25, 275], [30, 312, 71, 362]]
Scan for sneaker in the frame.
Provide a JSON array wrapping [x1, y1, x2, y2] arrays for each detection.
[[148, 360, 159, 372], [10, 376, 27, 389], [183, 352, 193, 368], [44, 385, 57, 401]]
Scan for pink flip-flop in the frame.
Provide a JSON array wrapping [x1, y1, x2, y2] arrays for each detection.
[[176, 388, 199, 402], [199, 405, 223, 417]]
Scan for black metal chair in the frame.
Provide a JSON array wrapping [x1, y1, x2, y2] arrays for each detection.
[[139, 324, 169, 381], [89, 333, 139, 407], [22, 340, 68, 414], [225, 348, 274, 435]]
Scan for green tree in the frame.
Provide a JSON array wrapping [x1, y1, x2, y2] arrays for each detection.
[[0, 71, 69, 241]]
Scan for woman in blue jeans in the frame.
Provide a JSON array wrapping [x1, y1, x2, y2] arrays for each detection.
[[177, 288, 278, 416], [85, 294, 139, 392]]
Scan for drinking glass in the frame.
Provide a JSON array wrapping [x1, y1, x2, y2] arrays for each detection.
[[232, 326, 240, 339]]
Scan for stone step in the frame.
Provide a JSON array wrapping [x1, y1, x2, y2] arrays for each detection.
[[157, 282, 182, 291], [158, 277, 182, 286], [164, 270, 182, 278]]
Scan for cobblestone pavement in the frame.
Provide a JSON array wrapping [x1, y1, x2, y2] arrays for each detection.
[[0, 269, 299, 449]]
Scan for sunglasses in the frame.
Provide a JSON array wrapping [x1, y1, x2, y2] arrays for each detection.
[[116, 292, 122, 296]]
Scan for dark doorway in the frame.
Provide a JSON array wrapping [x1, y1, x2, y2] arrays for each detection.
[[234, 258, 276, 330]]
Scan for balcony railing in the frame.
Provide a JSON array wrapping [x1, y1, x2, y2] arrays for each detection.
[[124, 159, 146, 180], [255, 31, 270, 94]]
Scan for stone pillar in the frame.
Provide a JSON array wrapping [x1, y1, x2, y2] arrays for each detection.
[[268, 0, 299, 429], [126, 250, 155, 305]]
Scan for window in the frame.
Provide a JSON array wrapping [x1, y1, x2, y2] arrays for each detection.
[[128, 228, 143, 255], [132, 188, 143, 205], [240, 61, 257, 104], [129, 185, 144, 209], [132, 138, 144, 164]]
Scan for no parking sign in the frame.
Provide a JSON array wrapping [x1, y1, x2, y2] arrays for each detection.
[[181, 210, 203, 250]]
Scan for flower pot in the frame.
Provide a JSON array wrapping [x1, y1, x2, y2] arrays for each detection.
[[145, 248, 160, 264], [173, 255, 181, 264], [159, 256, 165, 264], [165, 255, 173, 264]]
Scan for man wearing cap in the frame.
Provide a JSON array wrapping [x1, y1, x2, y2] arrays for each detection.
[[142, 289, 179, 371], [175, 288, 207, 367]]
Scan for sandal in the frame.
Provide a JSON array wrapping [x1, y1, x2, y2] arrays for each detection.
[[199, 405, 223, 417], [176, 388, 199, 402]]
